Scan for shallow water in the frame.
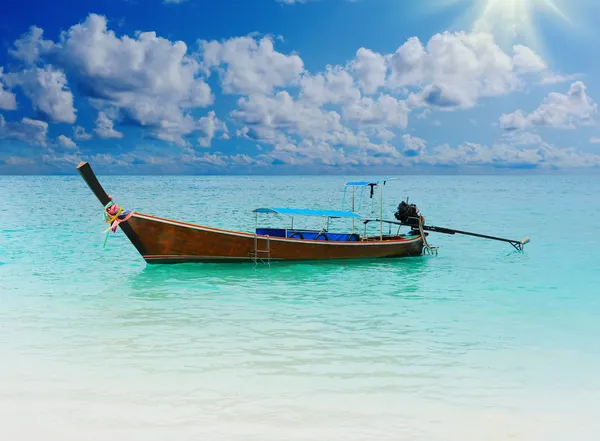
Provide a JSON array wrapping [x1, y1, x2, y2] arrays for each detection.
[[1, 174, 599, 440]]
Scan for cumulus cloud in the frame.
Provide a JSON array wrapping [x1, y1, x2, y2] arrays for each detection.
[[299, 67, 360, 105], [513, 45, 547, 73], [500, 81, 597, 130], [4, 13, 594, 172], [351, 48, 387, 94], [420, 141, 600, 169], [402, 134, 426, 157], [9, 26, 54, 65], [4, 67, 76, 123], [343, 95, 409, 128], [10, 14, 214, 144], [222, 29, 552, 167], [540, 72, 579, 85], [203, 29, 586, 170], [197, 111, 228, 147], [199, 36, 304, 95], [388, 32, 519, 109], [94, 112, 124, 139], [183, 151, 263, 169], [0, 68, 17, 111], [232, 91, 346, 142], [0, 115, 48, 145], [503, 131, 543, 146], [240, 137, 600, 171], [56, 134, 77, 149], [42, 151, 81, 167], [73, 125, 93, 141]]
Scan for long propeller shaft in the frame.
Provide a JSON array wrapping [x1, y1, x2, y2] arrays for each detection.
[[363, 218, 530, 251], [421, 224, 530, 251]]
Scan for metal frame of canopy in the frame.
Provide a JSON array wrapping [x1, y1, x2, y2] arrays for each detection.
[[252, 178, 400, 241], [342, 178, 398, 240]]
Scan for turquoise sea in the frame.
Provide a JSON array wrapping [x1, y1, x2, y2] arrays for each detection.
[[1, 174, 599, 441]]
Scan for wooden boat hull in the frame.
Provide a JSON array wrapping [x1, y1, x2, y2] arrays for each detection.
[[76, 161, 424, 264], [126, 213, 424, 264]]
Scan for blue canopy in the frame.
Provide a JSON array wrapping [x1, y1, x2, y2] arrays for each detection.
[[253, 207, 361, 219], [345, 178, 395, 187]]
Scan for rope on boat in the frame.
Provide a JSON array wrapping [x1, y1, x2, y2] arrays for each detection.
[[418, 215, 438, 256], [102, 194, 134, 247]]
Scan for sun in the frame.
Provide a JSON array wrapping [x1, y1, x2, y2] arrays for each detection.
[[428, 0, 574, 47], [472, 0, 570, 38]]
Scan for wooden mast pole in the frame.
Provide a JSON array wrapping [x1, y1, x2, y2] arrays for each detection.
[[379, 183, 383, 241], [352, 187, 355, 234]]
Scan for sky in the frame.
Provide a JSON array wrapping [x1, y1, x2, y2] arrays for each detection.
[[1, 0, 600, 174]]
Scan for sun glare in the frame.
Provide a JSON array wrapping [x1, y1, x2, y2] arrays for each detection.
[[474, 0, 569, 37], [429, 0, 575, 47]]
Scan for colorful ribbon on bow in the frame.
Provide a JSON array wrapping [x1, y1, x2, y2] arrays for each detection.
[[102, 194, 134, 247]]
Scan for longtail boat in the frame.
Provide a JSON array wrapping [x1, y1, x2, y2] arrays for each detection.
[[77, 162, 530, 264]]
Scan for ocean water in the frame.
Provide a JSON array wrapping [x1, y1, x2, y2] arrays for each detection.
[[1, 174, 599, 441]]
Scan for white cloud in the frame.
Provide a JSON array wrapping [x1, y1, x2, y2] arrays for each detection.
[[416, 109, 431, 120], [56, 134, 77, 149], [420, 141, 600, 168], [10, 26, 54, 65], [185, 152, 262, 168], [351, 47, 387, 94], [197, 111, 228, 147], [500, 81, 597, 130], [215, 30, 580, 170], [374, 128, 396, 142], [94, 112, 124, 139], [512, 45, 547, 73], [299, 67, 360, 105], [232, 91, 345, 142], [5, 15, 595, 172], [5, 67, 76, 123], [0, 115, 48, 145], [591, 137, 600, 144], [143, 110, 228, 147], [388, 32, 518, 109], [88, 153, 132, 167], [402, 134, 426, 157], [0, 68, 17, 111], [199, 36, 304, 95], [343, 95, 409, 128], [73, 125, 93, 141], [1, 156, 36, 166], [503, 131, 543, 146], [42, 151, 81, 167], [249, 136, 600, 170], [10, 14, 214, 144], [540, 72, 579, 85]]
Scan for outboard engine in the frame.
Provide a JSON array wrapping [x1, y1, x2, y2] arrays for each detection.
[[394, 201, 420, 227]]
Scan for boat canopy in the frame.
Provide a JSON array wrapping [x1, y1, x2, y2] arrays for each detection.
[[345, 178, 396, 187], [253, 207, 361, 219]]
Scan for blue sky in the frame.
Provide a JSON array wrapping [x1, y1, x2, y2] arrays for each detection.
[[1, 0, 599, 174]]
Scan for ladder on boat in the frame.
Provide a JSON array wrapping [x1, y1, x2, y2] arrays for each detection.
[[250, 234, 271, 265]]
